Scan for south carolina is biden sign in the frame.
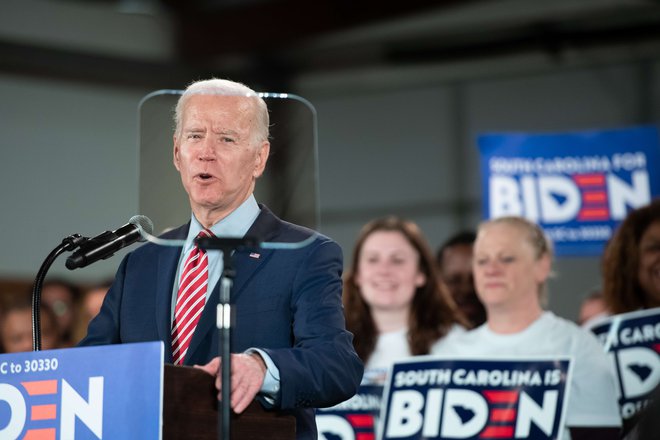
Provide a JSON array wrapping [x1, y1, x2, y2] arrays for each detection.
[[380, 358, 572, 440]]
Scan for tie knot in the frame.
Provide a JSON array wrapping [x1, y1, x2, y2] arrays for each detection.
[[193, 229, 214, 253], [197, 229, 214, 239]]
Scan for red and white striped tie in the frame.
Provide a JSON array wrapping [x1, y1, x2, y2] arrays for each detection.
[[171, 229, 213, 365]]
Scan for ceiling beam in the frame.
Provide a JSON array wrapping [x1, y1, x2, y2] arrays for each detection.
[[169, 0, 470, 57], [0, 40, 199, 90]]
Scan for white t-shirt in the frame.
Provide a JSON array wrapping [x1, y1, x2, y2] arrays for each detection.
[[435, 311, 621, 436], [363, 324, 465, 384]]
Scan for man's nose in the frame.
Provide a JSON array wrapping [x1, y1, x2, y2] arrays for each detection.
[[198, 138, 216, 160]]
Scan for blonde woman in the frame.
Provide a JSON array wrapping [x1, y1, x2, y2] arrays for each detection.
[[438, 216, 621, 440]]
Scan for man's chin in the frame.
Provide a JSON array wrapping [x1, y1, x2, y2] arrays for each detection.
[[191, 194, 225, 209]]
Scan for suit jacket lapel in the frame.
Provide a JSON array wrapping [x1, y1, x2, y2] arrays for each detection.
[[231, 206, 281, 300], [185, 206, 282, 362]]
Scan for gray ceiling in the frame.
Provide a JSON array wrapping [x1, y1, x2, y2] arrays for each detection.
[[1, 0, 660, 90]]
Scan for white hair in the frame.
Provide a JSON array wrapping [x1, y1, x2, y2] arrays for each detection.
[[173, 78, 269, 143]]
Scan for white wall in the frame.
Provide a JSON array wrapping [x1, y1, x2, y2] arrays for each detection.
[[0, 73, 151, 282]]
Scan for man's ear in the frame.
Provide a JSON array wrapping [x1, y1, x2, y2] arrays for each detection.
[[173, 136, 181, 171], [253, 141, 270, 178]]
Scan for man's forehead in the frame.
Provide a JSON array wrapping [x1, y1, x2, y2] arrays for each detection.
[[183, 95, 254, 121]]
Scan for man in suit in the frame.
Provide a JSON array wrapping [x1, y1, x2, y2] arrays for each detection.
[[80, 78, 363, 439]]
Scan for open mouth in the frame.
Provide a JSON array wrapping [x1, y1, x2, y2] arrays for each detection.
[[197, 173, 214, 181]]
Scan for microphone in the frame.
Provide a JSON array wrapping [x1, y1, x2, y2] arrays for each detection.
[[65, 215, 154, 270]]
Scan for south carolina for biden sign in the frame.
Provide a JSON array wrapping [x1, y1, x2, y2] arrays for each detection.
[[478, 126, 660, 256], [380, 358, 572, 440]]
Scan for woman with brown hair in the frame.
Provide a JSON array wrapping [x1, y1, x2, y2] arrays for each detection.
[[343, 216, 466, 382], [600, 199, 660, 439], [602, 198, 660, 313]]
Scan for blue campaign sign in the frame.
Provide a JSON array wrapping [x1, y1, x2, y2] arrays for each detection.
[[380, 357, 572, 440], [316, 384, 384, 440], [0, 341, 163, 439], [587, 308, 660, 425], [478, 125, 660, 256]]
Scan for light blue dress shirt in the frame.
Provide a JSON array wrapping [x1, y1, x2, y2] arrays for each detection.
[[171, 194, 280, 402]]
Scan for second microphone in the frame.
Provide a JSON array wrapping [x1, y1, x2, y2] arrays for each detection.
[[66, 215, 154, 270]]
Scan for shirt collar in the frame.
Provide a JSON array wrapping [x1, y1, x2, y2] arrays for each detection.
[[186, 194, 260, 243]]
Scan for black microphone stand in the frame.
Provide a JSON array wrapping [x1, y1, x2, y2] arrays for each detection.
[[31, 234, 87, 351], [195, 235, 259, 440]]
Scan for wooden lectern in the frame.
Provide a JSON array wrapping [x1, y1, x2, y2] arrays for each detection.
[[163, 364, 296, 440]]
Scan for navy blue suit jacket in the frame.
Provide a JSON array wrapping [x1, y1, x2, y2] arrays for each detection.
[[80, 206, 364, 439]]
